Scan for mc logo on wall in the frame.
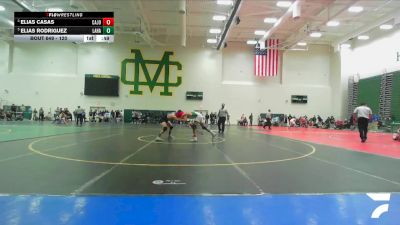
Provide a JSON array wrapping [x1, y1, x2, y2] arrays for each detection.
[[121, 49, 182, 96]]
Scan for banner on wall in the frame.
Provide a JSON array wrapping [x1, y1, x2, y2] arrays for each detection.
[[120, 49, 182, 96]]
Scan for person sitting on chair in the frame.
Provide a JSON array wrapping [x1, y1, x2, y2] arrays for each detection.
[[393, 128, 400, 141], [289, 117, 297, 127], [6, 111, 12, 121], [0, 109, 4, 120]]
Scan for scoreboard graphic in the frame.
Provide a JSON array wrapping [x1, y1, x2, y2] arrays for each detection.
[[14, 12, 114, 43]]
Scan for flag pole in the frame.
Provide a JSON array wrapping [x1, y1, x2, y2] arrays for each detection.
[[279, 50, 283, 85]]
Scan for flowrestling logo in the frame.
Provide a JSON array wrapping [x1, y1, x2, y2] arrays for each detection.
[[367, 193, 391, 219]]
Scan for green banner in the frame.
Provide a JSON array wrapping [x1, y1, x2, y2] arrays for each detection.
[[121, 49, 182, 96]]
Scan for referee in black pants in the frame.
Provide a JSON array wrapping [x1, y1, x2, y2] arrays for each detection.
[[217, 103, 229, 133], [75, 106, 84, 126], [353, 103, 372, 143]]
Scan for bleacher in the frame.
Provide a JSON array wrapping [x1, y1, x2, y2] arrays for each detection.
[[123, 109, 175, 124], [1, 105, 32, 121]]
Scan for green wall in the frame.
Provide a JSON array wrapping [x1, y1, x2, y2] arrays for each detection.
[[357, 76, 381, 114], [392, 71, 400, 121], [356, 71, 400, 122]]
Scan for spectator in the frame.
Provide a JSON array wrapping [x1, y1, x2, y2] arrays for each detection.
[[59, 111, 68, 124], [377, 119, 383, 129], [11, 104, 17, 119], [289, 117, 297, 127], [311, 115, 316, 124], [299, 116, 308, 128], [393, 128, 400, 141], [20, 104, 26, 112], [111, 110, 116, 122], [0, 109, 5, 120], [239, 114, 248, 126], [92, 110, 97, 122], [132, 111, 137, 124], [249, 113, 253, 126], [32, 108, 38, 121], [6, 110, 12, 121], [64, 108, 72, 121], [288, 114, 293, 126], [39, 107, 44, 121], [142, 112, 149, 124], [279, 114, 285, 126], [205, 112, 209, 125], [55, 107, 60, 119], [210, 112, 216, 125], [73, 109, 78, 124]]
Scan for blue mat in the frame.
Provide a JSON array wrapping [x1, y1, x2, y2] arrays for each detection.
[[0, 193, 398, 225]]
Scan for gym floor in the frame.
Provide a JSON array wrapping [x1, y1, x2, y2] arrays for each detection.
[[0, 122, 399, 224], [0, 122, 399, 195]]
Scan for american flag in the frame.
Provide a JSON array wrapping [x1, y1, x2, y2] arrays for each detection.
[[254, 39, 280, 77]]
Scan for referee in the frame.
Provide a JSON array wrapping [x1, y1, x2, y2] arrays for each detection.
[[217, 103, 229, 133], [263, 109, 272, 130], [353, 103, 372, 143], [75, 106, 85, 126]]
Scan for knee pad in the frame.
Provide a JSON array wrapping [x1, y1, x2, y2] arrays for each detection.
[[163, 127, 168, 132], [169, 126, 173, 130]]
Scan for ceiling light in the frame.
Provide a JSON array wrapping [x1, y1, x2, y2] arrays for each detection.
[[277, 1, 292, 8], [207, 39, 217, 44], [358, 35, 369, 40], [209, 28, 221, 34], [290, 48, 307, 51], [213, 15, 227, 21], [247, 40, 258, 45], [0, 5, 5, 11], [46, 8, 63, 12], [341, 43, 351, 48], [380, 24, 393, 30], [310, 32, 322, 38], [216, 0, 233, 5], [327, 21, 340, 27], [297, 42, 307, 46], [264, 17, 277, 24], [348, 6, 363, 13], [254, 30, 266, 35]]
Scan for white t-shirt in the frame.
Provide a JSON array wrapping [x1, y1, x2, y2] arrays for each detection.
[[190, 111, 204, 123], [218, 108, 228, 118], [353, 105, 372, 119]]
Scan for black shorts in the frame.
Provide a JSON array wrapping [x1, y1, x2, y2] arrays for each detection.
[[159, 115, 171, 124], [190, 122, 197, 129]]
